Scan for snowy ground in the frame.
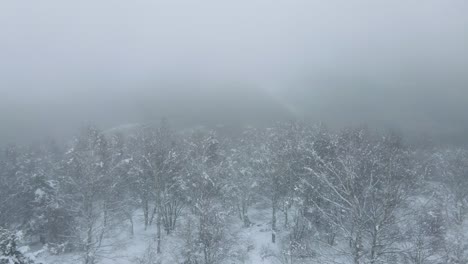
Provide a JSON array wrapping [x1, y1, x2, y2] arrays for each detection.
[[240, 205, 281, 264], [34, 203, 285, 264], [36, 211, 158, 264]]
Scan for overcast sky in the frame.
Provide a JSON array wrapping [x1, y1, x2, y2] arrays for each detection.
[[0, 0, 467, 144]]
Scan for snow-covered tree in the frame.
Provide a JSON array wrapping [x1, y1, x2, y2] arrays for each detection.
[[179, 129, 233, 264], [305, 127, 415, 264], [429, 148, 468, 263], [223, 127, 262, 227], [0, 228, 35, 264], [61, 126, 113, 264]]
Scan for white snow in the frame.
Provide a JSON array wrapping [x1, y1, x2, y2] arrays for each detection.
[[35, 204, 285, 264]]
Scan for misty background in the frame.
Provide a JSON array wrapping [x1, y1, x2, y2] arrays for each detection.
[[0, 0, 467, 144]]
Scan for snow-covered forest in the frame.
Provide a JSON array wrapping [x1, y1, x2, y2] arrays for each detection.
[[2, 0, 468, 263], [1, 120, 467, 264]]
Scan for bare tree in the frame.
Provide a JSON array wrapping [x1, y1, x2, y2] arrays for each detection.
[[62, 126, 115, 264], [304, 128, 414, 264], [430, 148, 468, 263]]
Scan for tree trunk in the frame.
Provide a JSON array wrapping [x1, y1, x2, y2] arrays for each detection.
[[204, 245, 209, 264], [171, 200, 180, 231], [370, 227, 378, 264], [149, 204, 157, 226], [84, 197, 95, 264], [143, 199, 149, 230], [284, 206, 289, 228], [128, 213, 134, 238], [272, 197, 277, 243], [156, 209, 162, 254], [97, 203, 108, 248], [351, 232, 362, 264], [85, 218, 94, 264], [237, 203, 243, 221], [162, 199, 182, 234], [242, 200, 251, 227], [85, 226, 93, 264]]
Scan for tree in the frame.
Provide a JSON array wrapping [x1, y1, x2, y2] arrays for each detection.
[[101, 132, 136, 237], [402, 200, 446, 264], [430, 148, 468, 263], [0, 145, 26, 227], [223, 127, 262, 227], [305, 127, 414, 264], [154, 119, 184, 238], [260, 122, 310, 242], [0, 228, 35, 264], [179, 129, 232, 264], [128, 125, 156, 230], [62, 126, 112, 264]]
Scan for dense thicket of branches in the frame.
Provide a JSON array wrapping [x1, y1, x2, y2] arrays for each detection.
[[1, 120, 467, 264]]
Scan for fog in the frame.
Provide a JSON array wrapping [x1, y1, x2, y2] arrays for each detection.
[[1, 0, 467, 144]]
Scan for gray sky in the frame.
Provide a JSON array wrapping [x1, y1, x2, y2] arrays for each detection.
[[1, 0, 467, 143]]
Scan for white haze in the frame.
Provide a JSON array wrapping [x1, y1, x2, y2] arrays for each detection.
[[0, 0, 467, 143]]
